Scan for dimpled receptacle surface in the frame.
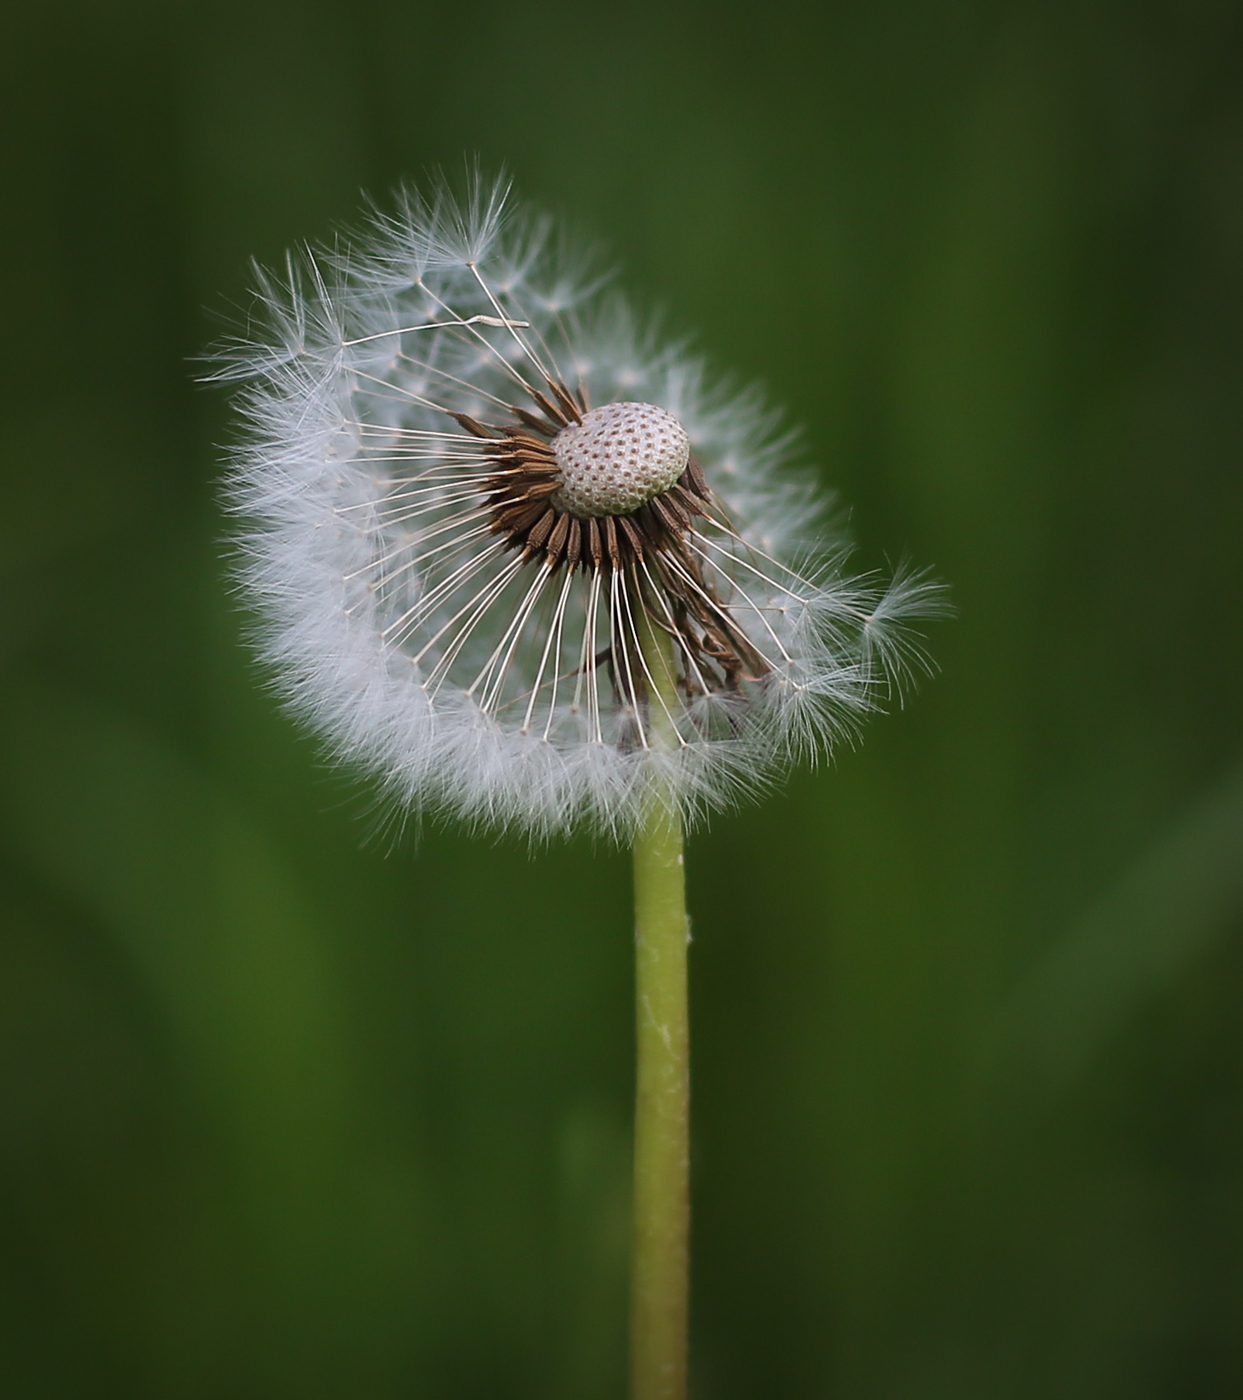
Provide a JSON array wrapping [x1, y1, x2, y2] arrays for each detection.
[[552, 402, 691, 518]]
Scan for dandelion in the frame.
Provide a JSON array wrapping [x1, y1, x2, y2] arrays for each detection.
[[210, 174, 943, 1400]]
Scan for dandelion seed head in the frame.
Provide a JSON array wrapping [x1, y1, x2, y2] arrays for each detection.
[[209, 174, 944, 841]]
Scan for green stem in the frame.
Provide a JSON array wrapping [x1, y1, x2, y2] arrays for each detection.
[[630, 619, 689, 1400]]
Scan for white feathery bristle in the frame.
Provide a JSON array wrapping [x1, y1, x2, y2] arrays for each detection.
[[553, 402, 690, 518]]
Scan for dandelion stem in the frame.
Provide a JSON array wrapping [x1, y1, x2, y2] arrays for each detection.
[[630, 615, 689, 1400]]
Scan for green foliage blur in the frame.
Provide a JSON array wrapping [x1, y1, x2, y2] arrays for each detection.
[[2, 0, 1242, 1395]]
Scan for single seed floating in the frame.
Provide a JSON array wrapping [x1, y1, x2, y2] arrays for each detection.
[[552, 401, 690, 518]]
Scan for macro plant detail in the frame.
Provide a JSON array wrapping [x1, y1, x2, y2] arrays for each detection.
[[213, 179, 938, 842], [212, 175, 942, 1400], [454, 395, 766, 733]]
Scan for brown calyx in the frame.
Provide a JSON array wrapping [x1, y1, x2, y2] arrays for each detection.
[[449, 380, 771, 698]]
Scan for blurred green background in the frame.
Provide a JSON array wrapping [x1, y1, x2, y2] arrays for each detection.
[[3, 0, 1242, 1395]]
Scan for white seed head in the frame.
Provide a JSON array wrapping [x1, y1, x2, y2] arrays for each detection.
[[209, 176, 945, 841], [553, 402, 690, 517]]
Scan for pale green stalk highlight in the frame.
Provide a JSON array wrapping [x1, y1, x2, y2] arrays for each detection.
[[630, 617, 690, 1400]]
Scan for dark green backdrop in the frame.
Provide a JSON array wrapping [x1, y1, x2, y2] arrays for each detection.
[[2, 1, 1242, 1396]]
